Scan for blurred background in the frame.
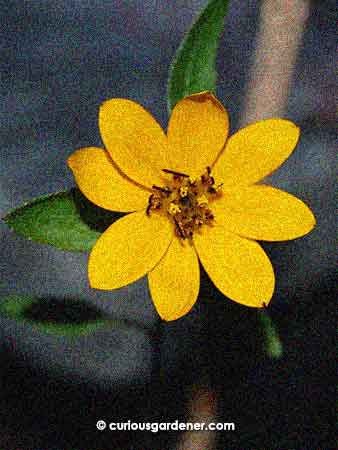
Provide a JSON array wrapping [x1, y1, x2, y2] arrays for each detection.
[[0, 0, 336, 448]]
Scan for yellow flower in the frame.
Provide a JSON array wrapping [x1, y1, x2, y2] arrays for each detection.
[[67, 92, 315, 321]]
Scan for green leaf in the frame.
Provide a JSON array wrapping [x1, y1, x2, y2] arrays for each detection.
[[258, 309, 283, 359], [3, 189, 120, 252], [167, 0, 229, 112], [0, 295, 108, 338]]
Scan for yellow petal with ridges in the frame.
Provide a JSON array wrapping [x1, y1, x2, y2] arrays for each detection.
[[167, 92, 229, 177], [99, 98, 170, 188], [213, 119, 300, 187], [88, 211, 172, 290], [148, 238, 200, 321], [212, 185, 316, 241], [194, 226, 275, 307], [68, 147, 149, 212]]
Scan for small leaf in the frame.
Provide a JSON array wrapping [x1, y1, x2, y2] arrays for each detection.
[[3, 189, 121, 252], [0, 295, 108, 337], [167, 0, 229, 112], [258, 309, 283, 359]]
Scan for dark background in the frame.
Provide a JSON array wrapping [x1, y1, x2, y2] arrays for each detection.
[[0, 1, 336, 448]]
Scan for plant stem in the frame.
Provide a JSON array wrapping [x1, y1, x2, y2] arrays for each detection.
[[240, 0, 310, 125]]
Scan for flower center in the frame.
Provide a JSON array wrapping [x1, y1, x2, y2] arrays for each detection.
[[146, 167, 222, 239]]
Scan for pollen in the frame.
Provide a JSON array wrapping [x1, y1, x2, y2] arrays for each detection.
[[168, 203, 182, 215], [179, 186, 188, 198], [197, 195, 208, 206], [146, 167, 222, 239]]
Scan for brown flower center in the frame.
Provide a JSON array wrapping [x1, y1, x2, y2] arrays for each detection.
[[146, 167, 222, 239]]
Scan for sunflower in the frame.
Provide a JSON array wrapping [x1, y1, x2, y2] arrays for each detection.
[[68, 92, 315, 321]]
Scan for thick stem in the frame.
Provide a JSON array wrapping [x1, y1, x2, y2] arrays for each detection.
[[240, 0, 310, 126], [177, 384, 217, 450]]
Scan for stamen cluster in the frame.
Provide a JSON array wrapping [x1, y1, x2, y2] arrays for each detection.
[[146, 167, 222, 239]]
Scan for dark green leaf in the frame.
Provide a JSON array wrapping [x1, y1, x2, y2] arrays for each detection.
[[0, 295, 108, 337], [258, 309, 283, 359], [3, 189, 121, 252], [167, 0, 229, 112]]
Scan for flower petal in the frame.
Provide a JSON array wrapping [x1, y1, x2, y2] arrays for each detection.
[[194, 225, 275, 307], [68, 147, 149, 212], [212, 185, 316, 241], [167, 92, 229, 177], [213, 119, 300, 187], [148, 238, 200, 321], [88, 211, 172, 290], [99, 98, 170, 188]]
